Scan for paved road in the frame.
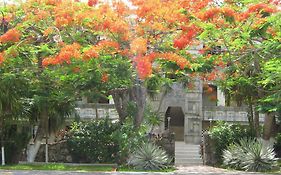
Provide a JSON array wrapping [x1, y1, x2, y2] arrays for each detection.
[[0, 166, 271, 175]]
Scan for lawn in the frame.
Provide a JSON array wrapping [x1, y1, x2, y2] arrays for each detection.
[[0, 164, 114, 172], [0, 163, 175, 172]]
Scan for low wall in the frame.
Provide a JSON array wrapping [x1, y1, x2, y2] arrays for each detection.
[[202, 132, 218, 166], [35, 133, 175, 164], [35, 141, 72, 163], [149, 131, 175, 162]]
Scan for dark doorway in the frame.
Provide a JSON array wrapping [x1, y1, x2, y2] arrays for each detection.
[[165, 107, 184, 141]]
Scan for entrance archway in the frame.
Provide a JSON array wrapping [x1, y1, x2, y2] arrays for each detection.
[[165, 107, 184, 141]]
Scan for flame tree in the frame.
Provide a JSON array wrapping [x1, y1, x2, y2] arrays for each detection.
[[0, 0, 280, 163]]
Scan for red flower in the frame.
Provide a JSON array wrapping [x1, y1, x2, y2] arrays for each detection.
[[0, 28, 21, 43], [174, 36, 188, 50], [101, 73, 109, 82], [136, 58, 152, 79], [88, 0, 98, 7], [83, 46, 99, 60], [0, 52, 5, 65]]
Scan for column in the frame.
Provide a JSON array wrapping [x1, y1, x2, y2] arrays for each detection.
[[217, 87, 225, 106]]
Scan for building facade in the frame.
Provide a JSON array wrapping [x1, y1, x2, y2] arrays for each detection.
[[75, 81, 265, 144]]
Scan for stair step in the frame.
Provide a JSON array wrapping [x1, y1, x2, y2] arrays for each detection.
[[175, 159, 202, 164], [175, 148, 199, 151], [175, 155, 201, 159], [175, 142, 203, 166]]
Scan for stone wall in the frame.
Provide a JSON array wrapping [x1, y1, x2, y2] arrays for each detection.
[[149, 131, 175, 163], [35, 141, 72, 163], [202, 132, 218, 166]]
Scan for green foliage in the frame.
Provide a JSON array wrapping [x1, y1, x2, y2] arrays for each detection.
[[112, 117, 148, 164], [67, 117, 147, 164], [274, 133, 281, 157], [0, 125, 31, 164], [223, 138, 277, 172], [127, 142, 170, 171], [67, 118, 119, 163], [209, 122, 254, 164]]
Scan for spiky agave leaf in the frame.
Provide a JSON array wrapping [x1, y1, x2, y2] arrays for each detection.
[[127, 142, 170, 170], [241, 139, 277, 172], [223, 138, 277, 172]]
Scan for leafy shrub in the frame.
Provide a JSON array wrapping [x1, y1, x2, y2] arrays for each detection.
[[209, 122, 254, 164], [67, 117, 147, 164], [0, 125, 31, 164], [223, 138, 277, 172], [274, 133, 281, 157], [112, 117, 148, 164], [127, 142, 170, 170], [67, 118, 119, 163]]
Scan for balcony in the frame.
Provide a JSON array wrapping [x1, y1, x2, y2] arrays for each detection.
[[203, 106, 265, 122], [74, 103, 118, 120]]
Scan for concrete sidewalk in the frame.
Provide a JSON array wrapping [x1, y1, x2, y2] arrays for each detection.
[[0, 166, 270, 175]]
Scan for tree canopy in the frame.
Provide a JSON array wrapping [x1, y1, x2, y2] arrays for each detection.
[[0, 1, 280, 160]]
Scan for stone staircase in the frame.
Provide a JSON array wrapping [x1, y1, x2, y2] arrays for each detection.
[[175, 141, 203, 166]]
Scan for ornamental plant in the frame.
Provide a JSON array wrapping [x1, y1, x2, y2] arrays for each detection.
[[127, 142, 171, 171], [223, 138, 277, 172]]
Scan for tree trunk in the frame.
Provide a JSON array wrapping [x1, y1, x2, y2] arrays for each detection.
[[254, 108, 260, 137], [131, 85, 146, 128], [263, 112, 275, 140], [111, 84, 146, 128], [111, 88, 130, 123], [247, 99, 254, 133], [26, 108, 48, 162]]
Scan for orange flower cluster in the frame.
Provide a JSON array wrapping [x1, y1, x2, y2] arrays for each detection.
[[206, 71, 217, 81], [221, 7, 235, 17], [113, 1, 130, 17], [199, 8, 221, 21], [83, 46, 99, 60], [95, 40, 120, 54], [45, 0, 62, 6], [130, 37, 147, 55], [82, 40, 120, 60], [0, 52, 5, 65], [136, 57, 152, 79], [157, 53, 190, 69], [42, 43, 81, 66], [55, 13, 73, 28], [54, 1, 82, 28], [98, 40, 120, 50], [239, 3, 277, 21], [198, 7, 237, 22], [33, 9, 50, 22], [0, 28, 21, 43], [43, 27, 54, 36], [101, 73, 109, 82], [248, 3, 277, 14], [88, 0, 98, 7], [180, 0, 212, 13], [135, 52, 191, 79], [174, 25, 199, 50]]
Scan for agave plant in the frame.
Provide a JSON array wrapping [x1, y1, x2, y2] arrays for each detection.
[[223, 138, 277, 172], [127, 142, 170, 170]]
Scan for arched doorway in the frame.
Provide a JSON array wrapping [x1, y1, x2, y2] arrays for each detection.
[[165, 107, 185, 141]]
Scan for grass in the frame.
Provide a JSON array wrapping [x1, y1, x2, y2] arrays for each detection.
[[0, 164, 113, 172], [0, 163, 175, 172]]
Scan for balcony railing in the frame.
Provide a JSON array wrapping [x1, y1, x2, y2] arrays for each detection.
[[203, 106, 265, 122], [74, 103, 118, 120]]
